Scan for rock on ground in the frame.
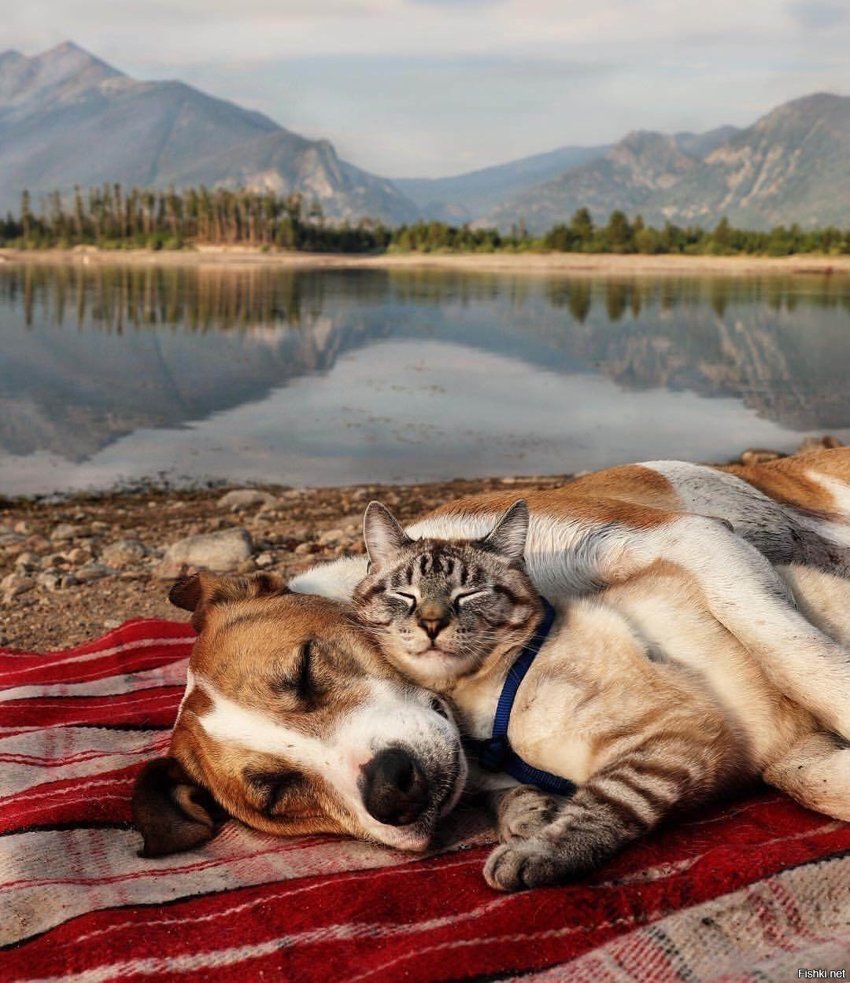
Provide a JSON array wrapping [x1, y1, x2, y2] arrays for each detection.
[[217, 489, 278, 512], [100, 539, 150, 568], [157, 527, 254, 579]]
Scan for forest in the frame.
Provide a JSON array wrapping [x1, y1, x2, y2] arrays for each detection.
[[3, 185, 850, 257]]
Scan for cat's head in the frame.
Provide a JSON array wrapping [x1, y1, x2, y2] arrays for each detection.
[[352, 499, 543, 690]]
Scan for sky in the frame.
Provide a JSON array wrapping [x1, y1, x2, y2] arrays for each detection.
[[5, 0, 850, 177]]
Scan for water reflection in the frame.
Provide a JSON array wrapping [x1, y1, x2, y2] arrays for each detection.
[[2, 262, 850, 494]]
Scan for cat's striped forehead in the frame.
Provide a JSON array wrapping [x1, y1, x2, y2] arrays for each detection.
[[384, 541, 492, 589]]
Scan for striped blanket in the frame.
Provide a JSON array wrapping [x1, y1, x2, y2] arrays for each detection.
[[2, 619, 850, 981]]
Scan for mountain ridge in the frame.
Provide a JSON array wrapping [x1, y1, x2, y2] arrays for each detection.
[[488, 94, 850, 232]]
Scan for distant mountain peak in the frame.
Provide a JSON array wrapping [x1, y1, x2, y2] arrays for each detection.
[[29, 40, 124, 78], [0, 41, 123, 117], [46, 40, 90, 55]]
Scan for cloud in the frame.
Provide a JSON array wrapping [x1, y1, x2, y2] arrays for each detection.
[[787, 1, 849, 29]]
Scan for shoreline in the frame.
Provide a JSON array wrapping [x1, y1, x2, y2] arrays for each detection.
[[3, 247, 850, 277]]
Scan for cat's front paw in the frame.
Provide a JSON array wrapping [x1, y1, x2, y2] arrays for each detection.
[[484, 841, 565, 892], [496, 786, 559, 844]]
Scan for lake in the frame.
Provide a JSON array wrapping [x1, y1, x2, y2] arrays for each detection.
[[2, 261, 850, 496]]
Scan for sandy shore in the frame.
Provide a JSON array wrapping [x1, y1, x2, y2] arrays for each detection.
[[2, 247, 850, 277]]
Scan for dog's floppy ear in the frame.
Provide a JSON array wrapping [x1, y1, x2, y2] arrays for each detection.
[[169, 570, 290, 631], [132, 756, 222, 858]]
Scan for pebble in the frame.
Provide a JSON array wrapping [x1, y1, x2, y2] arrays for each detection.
[[1, 574, 35, 599], [217, 489, 278, 512], [75, 563, 113, 583], [740, 448, 784, 465], [157, 527, 254, 579], [36, 571, 64, 591], [100, 539, 149, 568], [318, 528, 345, 545], [798, 434, 843, 454], [294, 542, 318, 556], [255, 551, 276, 569], [65, 547, 92, 565], [51, 523, 79, 543], [14, 552, 41, 572]]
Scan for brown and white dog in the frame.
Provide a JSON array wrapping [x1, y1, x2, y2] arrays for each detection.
[[133, 449, 850, 863]]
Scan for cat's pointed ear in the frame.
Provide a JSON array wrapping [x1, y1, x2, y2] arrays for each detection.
[[363, 501, 411, 572], [480, 500, 529, 564]]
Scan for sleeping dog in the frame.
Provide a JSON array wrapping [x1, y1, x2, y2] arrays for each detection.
[[133, 450, 850, 887]]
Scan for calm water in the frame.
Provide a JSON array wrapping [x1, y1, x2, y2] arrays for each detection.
[[2, 262, 850, 495]]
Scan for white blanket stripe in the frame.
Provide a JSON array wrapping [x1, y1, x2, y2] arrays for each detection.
[[26, 886, 509, 983], [70, 852, 490, 950], [0, 636, 190, 687], [0, 814, 496, 947], [0, 658, 189, 703], [1, 804, 840, 952], [0, 728, 170, 799], [526, 854, 850, 981]]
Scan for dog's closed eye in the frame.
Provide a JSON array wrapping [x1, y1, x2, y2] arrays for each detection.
[[271, 640, 322, 708]]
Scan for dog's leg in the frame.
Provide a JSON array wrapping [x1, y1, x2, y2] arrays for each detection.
[[572, 512, 850, 742], [483, 733, 730, 892], [764, 731, 850, 821]]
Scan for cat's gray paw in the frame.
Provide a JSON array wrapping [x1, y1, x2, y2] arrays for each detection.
[[496, 786, 559, 844], [484, 841, 564, 892]]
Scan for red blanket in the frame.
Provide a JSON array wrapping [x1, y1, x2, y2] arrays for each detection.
[[2, 619, 850, 981]]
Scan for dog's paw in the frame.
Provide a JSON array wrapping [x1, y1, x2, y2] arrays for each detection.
[[483, 841, 564, 892], [496, 786, 559, 844]]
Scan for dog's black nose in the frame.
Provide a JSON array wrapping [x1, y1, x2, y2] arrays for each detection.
[[361, 748, 429, 826]]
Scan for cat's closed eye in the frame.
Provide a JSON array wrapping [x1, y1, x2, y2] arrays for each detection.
[[454, 589, 492, 609], [389, 591, 417, 611]]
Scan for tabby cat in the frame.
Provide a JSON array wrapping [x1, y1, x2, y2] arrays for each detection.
[[352, 499, 835, 891]]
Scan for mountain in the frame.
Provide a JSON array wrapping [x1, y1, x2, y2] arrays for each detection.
[[658, 94, 850, 229], [393, 144, 610, 223], [3, 45, 849, 233], [487, 126, 741, 232], [0, 42, 417, 224], [489, 96, 850, 232]]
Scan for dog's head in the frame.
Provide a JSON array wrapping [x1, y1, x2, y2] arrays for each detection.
[[132, 571, 466, 858]]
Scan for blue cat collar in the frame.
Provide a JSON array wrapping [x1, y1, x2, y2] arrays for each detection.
[[465, 598, 576, 798]]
